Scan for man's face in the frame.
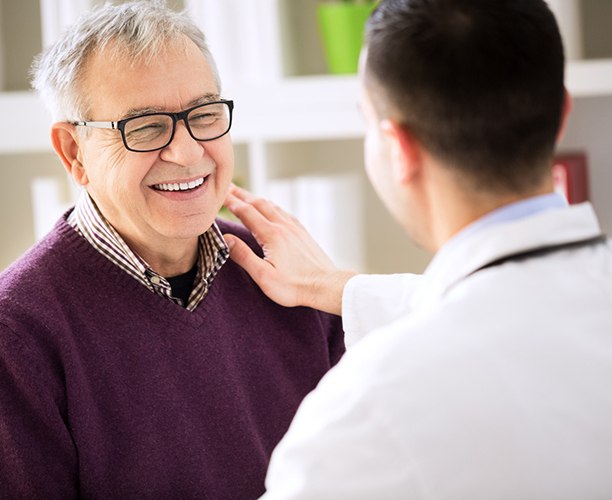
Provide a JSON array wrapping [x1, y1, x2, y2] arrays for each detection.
[[74, 37, 234, 252], [358, 51, 405, 228]]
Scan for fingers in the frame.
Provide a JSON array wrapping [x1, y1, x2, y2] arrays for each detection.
[[225, 192, 268, 226], [224, 233, 296, 307], [224, 233, 270, 283], [227, 184, 292, 223], [223, 185, 347, 312], [228, 183, 255, 202]]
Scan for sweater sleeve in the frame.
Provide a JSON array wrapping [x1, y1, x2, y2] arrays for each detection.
[[317, 310, 345, 367], [0, 323, 78, 499]]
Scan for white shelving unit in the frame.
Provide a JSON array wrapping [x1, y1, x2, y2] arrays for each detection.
[[566, 59, 612, 97], [1, 0, 611, 272]]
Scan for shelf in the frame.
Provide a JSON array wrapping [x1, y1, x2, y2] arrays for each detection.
[[0, 76, 363, 155], [228, 57, 612, 143], [3, 55, 612, 156], [229, 75, 363, 142], [0, 91, 52, 154], [566, 59, 612, 98]]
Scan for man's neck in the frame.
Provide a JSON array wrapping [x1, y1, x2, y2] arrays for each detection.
[[126, 236, 200, 278], [427, 175, 555, 253]]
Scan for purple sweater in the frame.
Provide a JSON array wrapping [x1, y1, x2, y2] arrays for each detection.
[[0, 214, 344, 499]]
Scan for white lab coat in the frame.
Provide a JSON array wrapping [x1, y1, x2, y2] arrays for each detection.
[[262, 202, 612, 500]]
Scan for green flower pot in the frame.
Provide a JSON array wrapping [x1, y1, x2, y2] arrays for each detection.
[[317, 2, 377, 75]]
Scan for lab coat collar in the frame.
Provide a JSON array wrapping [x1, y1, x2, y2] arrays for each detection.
[[413, 202, 603, 309]]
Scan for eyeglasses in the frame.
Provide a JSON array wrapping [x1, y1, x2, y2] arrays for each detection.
[[72, 100, 234, 153]]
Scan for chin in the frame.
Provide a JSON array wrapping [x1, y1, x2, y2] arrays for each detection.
[[189, 214, 218, 235], [157, 218, 213, 241]]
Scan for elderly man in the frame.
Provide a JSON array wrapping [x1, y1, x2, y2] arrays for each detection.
[[0, 2, 343, 498], [224, 0, 612, 498]]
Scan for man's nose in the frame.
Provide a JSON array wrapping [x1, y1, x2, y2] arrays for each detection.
[[159, 120, 204, 164]]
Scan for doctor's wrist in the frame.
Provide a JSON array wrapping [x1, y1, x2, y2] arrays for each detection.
[[301, 269, 357, 316]]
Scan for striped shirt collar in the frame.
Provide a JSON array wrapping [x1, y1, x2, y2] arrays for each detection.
[[67, 191, 229, 312]]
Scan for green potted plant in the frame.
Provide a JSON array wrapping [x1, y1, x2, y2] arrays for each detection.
[[317, 0, 378, 74]]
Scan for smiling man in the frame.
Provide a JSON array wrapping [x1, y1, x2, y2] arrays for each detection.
[[0, 2, 344, 498]]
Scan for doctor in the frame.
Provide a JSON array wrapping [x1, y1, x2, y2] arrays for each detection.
[[225, 0, 612, 497]]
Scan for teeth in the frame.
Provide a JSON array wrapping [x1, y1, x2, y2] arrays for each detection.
[[154, 177, 205, 192]]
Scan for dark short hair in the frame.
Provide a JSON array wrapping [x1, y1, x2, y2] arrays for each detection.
[[365, 0, 565, 193]]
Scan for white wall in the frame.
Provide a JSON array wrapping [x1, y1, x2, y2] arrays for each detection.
[[0, 153, 70, 270], [0, 1, 4, 90], [559, 95, 612, 234], [1, 0, 41, 91]]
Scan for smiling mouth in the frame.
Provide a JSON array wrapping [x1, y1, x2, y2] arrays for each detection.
[[152, 176, 206, 192]]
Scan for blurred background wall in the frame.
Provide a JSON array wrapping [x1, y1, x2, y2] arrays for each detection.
[[1, 0, 611, 273]]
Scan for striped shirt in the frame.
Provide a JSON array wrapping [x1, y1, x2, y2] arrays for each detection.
[[67, 191, 229, 312]]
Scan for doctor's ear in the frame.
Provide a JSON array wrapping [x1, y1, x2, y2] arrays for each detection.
[[379, 119, 423, 184], [556, 89, 573, 145], [51, 122, 89, 186]]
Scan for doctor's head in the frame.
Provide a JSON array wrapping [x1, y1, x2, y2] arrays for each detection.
[[358, 0, 568, 248]]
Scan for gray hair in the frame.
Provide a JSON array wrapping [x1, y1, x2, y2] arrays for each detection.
[[31, 0, 221, 121]]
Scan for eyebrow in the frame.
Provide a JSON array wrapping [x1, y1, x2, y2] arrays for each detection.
[[121, 93, 221, 119]]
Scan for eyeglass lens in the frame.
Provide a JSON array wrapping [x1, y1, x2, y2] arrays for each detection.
[[123, 102, 231, 151]]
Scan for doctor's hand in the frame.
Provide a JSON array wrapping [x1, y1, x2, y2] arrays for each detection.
[[223, 184, 356, 316]]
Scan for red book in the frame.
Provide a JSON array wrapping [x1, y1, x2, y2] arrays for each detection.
[[552, 152, 589, 204]]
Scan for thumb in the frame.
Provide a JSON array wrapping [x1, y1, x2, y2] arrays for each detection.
[[223, 234, 268, 281], [224, 233, 294, 307]]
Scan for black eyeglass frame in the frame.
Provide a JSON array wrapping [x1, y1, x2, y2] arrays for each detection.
[[71, 99, 234, 153]]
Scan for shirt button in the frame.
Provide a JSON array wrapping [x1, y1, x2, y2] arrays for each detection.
[[150, 276, 161, 285]]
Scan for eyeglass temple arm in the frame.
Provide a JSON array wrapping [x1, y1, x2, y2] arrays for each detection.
[[72, 121, 118, 129]]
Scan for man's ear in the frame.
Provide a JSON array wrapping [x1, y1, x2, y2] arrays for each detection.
[[556, 89, 573, 145], [51, 122, 89, 186], [379, 119, 422, 185]]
